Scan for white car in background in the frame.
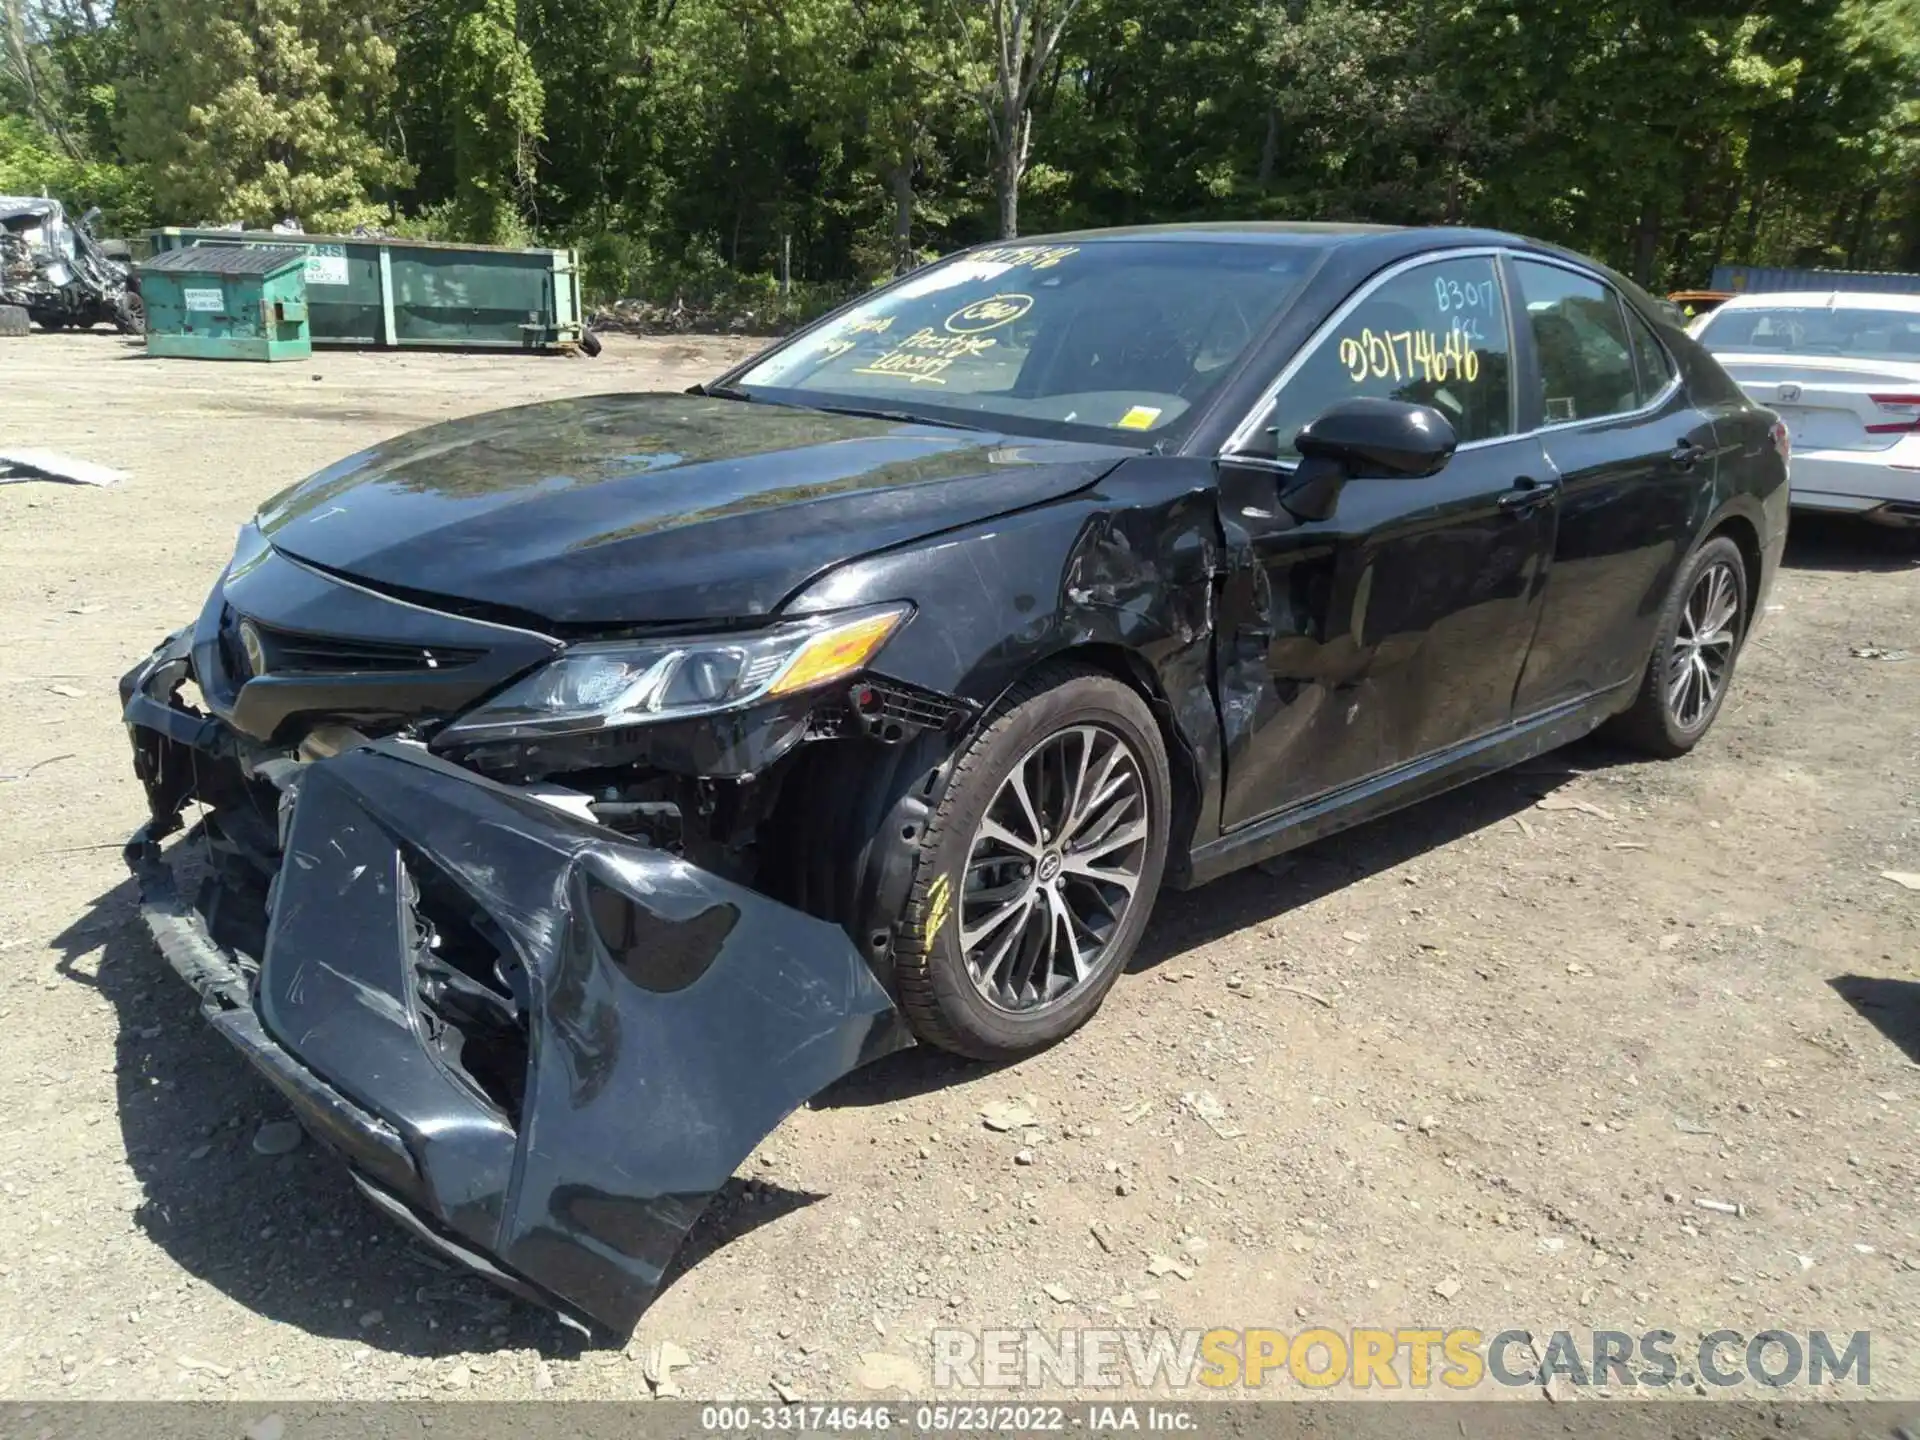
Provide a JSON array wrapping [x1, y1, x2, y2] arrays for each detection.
[[1693, 291, 1920, 527]]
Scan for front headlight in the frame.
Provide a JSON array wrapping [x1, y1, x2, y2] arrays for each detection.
[[438, 603, 911, 741]]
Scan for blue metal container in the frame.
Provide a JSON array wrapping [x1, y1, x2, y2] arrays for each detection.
[[1710, 265, 1920, 296]]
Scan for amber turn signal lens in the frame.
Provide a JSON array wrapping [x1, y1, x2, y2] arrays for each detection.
[[766, 609, 907, 697]]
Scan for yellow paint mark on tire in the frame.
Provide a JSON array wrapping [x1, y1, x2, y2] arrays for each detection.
[[924, 872, 952, 946]]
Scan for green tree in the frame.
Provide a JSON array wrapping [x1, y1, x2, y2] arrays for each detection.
[[444, 0, 544, 244], [14, 0, 1920, 301], [117, 0, 413, 228], [964, 0, 1087, 237], [777, 0, 970, 275]]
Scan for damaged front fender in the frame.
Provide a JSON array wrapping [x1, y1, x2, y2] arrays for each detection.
[[127, 736, 911, 1334]]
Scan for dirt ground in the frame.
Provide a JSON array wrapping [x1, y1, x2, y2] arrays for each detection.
[[0, 331, 1915, 1405]]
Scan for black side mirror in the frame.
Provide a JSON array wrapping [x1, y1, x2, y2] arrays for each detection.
[[1283, 398, 1457, 522]]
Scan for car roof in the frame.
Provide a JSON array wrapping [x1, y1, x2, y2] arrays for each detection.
[[994, 220, 1652, 283], [987, 222, 1674, 327], [1005, 221, 1520, 253], [1711, 290, 1920, 313]]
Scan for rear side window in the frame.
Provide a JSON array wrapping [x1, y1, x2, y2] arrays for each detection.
[[1247, 255, 1513, 459], [1512, 260, 1639, 424], [1626, 306, 1675, 407]]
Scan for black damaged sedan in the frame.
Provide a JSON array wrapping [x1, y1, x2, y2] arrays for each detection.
[[120, 223, 1788, 1334]]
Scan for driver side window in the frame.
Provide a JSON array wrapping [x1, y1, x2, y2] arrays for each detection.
[[1245, 256, 1513, 460]]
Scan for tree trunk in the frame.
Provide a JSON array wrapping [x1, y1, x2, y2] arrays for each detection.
[[1257, 108, 1279, 189], [997, 151, 1020, 239], [994, 107, 1027, 239], [889, 160, 914, 275], [1670, 168, 1706, 280], [1631, 201, 1661, 287], [1845, 186, 1880, 269], [1704, 180, 1742, 276], [1739, 180, 1768, 262]]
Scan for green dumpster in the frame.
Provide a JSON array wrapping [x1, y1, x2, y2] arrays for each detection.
[[140, 245, 311, 361], [145, 229, 586, 353]]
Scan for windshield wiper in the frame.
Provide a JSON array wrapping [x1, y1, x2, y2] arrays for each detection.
[[691, 385, 984, 431], [800, 403, 987, 431]]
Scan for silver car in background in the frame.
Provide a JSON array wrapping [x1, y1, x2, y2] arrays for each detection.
[[1693, 291, 1920, 528]]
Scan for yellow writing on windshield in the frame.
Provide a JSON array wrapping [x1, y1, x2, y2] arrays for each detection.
[[903, 327, 998, 358], [1338, 325, 1481, 385], [853, 326, 1001, 385], [845, 315, 895, 336], [969, 244, 1080, 271], [946, 293, 1033, 334], [853, 350, 953, 384]]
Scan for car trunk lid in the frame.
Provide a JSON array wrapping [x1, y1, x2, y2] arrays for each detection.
[[1714, 355, 1920, 453]]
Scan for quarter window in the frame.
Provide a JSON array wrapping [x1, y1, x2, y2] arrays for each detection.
[[1512, 260, 1640, 424], [1625, 305, 1676, 407], [1246, 255, 1513, 459]]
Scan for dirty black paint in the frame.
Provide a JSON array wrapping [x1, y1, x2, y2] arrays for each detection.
[[257, 394, 1138, 627]]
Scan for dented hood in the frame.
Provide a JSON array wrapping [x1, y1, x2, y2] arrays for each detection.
[[256, 393, 1130, 627]]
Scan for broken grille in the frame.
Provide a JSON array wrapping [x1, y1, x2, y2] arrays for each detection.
[[222, 608, 485, 677]]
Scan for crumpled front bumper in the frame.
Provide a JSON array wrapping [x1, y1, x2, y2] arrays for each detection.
[[119, 635, 911, 1335]]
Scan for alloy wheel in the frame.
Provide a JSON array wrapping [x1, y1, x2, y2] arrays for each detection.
[[1667, 559, 1739, 731], [959, 723, 1150, 1013]]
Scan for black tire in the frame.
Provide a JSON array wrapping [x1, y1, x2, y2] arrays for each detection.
[[0, 304, 29, 338], [892, 665, 1171, 1060], [1607, 534, 1748, 758], [114, 290, 145, 335], [578, 326, 603, 357]]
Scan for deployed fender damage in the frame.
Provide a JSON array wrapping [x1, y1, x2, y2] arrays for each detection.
[[123, 634, 910, 1333]]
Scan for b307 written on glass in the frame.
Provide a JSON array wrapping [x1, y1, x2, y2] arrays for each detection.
[[1339, 325, 1482, 385]]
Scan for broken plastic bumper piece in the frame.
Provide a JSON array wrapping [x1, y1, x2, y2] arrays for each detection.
[[121, 651, 909, 1333]]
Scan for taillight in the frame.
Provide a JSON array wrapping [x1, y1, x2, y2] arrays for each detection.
[[1865, 393, 1920, 433], [1770, 419, 1791, 462]]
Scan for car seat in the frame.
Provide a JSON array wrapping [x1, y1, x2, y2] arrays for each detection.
[[1048, 303, 1193, 397]]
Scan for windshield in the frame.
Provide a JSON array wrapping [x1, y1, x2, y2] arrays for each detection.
[[1698, 305, 1920, 362], [735, 239, 1326, 439]]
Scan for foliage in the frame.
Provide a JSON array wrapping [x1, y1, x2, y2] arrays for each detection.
[[443, 0, 544, 246], [116, 0, 414, 229], [592, 248, 863, 327], [0, 112, 150, 229], [0, 0, 1916, 297]]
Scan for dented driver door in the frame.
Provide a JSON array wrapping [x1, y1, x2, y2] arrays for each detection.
[[1211, 249, 1559, 831]]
